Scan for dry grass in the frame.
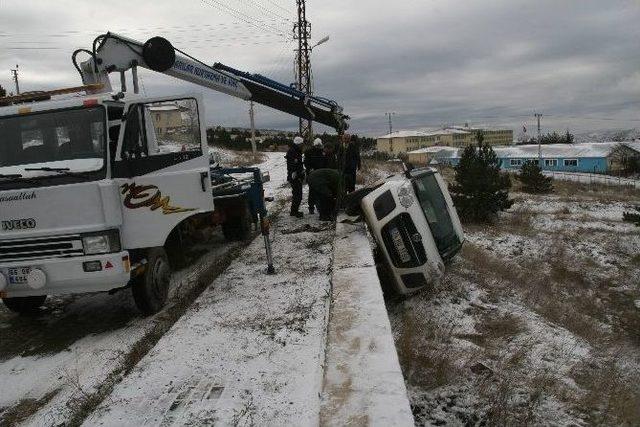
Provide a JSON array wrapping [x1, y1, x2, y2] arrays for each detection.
[[395, 311, 460, 390], [0, 389, 60, 426], [358, 158, 403, 185], [549, 178, 640, 203], [478, 312, 527, 343], [571, 355, 640, 426], [226, 152, 267, 167]]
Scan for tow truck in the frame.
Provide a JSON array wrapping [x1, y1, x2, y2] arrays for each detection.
[[0, 32, 348, 314]]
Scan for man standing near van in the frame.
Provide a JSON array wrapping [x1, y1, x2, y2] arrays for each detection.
[[286, 136, 305, 218], [304, 137, 327, 214]]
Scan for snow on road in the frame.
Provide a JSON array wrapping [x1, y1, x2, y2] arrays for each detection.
[[0, 152, 285, 426], [83, 153, 337, 426]]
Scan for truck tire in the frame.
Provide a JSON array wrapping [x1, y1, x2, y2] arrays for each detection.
[[132, 247, 171, 315], [2, 295, 47, 314], [222, 199, 253, 241]]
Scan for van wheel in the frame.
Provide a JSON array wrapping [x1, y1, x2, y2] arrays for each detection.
[[222, 199, 253, 241], [132, 248, 171, 315], [2, 295, 47, 314]]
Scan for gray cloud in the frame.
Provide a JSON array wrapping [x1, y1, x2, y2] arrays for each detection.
[[1, 0, 638, 136]]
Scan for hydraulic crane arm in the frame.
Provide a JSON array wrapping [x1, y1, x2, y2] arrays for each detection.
[[76, 32, 349, 132]]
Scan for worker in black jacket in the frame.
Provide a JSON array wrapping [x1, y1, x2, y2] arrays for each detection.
[[304, 138, 327, 214], [286, 136, 305, 218], [307, 168, 342, 221], [341, 135, 361, 193]]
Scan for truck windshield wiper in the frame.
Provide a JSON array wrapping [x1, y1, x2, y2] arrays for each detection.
[[0, 173, 24, 179], [23, 167, 95, 178], [24, 167, 71, 172]]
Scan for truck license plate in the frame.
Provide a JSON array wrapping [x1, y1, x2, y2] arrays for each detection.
[[7, 267, 31, 285]]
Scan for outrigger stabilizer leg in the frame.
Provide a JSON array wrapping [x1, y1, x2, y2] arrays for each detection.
[[260, 214, 276, 274]]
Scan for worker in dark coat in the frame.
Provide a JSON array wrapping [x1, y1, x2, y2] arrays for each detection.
[[286, 136, 305, 218], [304, 138, 327, 214], [307, 168, 342, 221], [342, 135, 361, 193]]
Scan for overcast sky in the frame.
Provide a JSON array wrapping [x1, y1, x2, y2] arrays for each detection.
[[1, 0, 639, 136]]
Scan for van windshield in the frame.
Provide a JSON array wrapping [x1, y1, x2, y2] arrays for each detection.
[[412, 173, 460, 259], [0, 107, 106, 178]]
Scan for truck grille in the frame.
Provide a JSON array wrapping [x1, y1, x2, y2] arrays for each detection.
[[0, 235, 84, 263]]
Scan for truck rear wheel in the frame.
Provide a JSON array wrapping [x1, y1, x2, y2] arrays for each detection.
[[222, 199, 253, 241], [132, 247, 171, 315], [2, 295, 47, 314]]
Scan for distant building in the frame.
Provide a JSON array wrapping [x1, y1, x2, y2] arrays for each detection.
[[376, 126, 513, 154], [149, 103, 184, 136], [407, 142, 640, 174]]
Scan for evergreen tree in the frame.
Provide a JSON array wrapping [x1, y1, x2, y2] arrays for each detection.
[[518, 162, 553, 193], [623, 206, 640, 226], [565, 130, 574, 144], [449, 132, 513, 223], [0, 85, 6, 98]]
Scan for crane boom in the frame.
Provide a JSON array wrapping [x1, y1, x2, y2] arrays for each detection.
[[76, 32, 349, 132]]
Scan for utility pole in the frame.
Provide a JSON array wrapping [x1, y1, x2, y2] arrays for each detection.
[[249, 101, 257, 154], [386, 112, 395, 135], [535, 112, 543, 165], [386, 112, 395, 152], [11, 65, 20, 95], [294, 0, 312, 142]]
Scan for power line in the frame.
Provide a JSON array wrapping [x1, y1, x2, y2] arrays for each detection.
[[200, 0, 288, 37], [262, 0, 295, 14], [0, 20, 291, 36], [233, 0, 293, 22]]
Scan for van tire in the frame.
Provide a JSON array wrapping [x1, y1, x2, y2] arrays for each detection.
[[132, 247, 171, 315], [2, 295, 47, 314], [222, 199, 253, 241]]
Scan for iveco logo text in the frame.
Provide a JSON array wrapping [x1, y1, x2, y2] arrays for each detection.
[[1, 218, 36, 231]]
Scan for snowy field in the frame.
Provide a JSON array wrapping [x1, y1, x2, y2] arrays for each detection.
[[384, 168, 640, 426]]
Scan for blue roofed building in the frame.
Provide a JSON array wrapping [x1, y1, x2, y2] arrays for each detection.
[[406, 142, 640, 174]]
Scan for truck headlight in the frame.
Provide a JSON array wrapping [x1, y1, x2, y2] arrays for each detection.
[[82, 230, 121, 255]]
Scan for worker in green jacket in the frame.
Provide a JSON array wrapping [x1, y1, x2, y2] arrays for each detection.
[[307, 168, 343, 221]]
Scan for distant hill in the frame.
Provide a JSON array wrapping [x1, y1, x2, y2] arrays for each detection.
[[575, 128, 640, 143]]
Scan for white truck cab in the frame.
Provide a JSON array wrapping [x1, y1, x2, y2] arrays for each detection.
[[360, 167, 465, 295], [0, 93, 214, 313]]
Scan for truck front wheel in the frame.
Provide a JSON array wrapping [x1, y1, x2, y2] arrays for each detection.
[[132, 248, 171, 315], [2, 295, 47, 314]]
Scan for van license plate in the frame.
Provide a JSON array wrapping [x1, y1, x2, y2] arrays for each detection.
[[8, 267, 31, 285]]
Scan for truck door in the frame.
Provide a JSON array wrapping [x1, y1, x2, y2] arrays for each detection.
[[113, 95, 213, 249]]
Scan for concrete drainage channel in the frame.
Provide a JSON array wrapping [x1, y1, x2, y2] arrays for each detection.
[[320, 217, 414, 426]]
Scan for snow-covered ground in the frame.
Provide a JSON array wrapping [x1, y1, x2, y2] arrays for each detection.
[[81, 153, 338, 426], [0, 153, 284, 425], [387, 181, 640, 425]]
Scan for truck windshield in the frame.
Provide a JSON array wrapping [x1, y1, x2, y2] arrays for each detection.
[[412, 173, 460, 258], [0, 107, 106, 178]]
